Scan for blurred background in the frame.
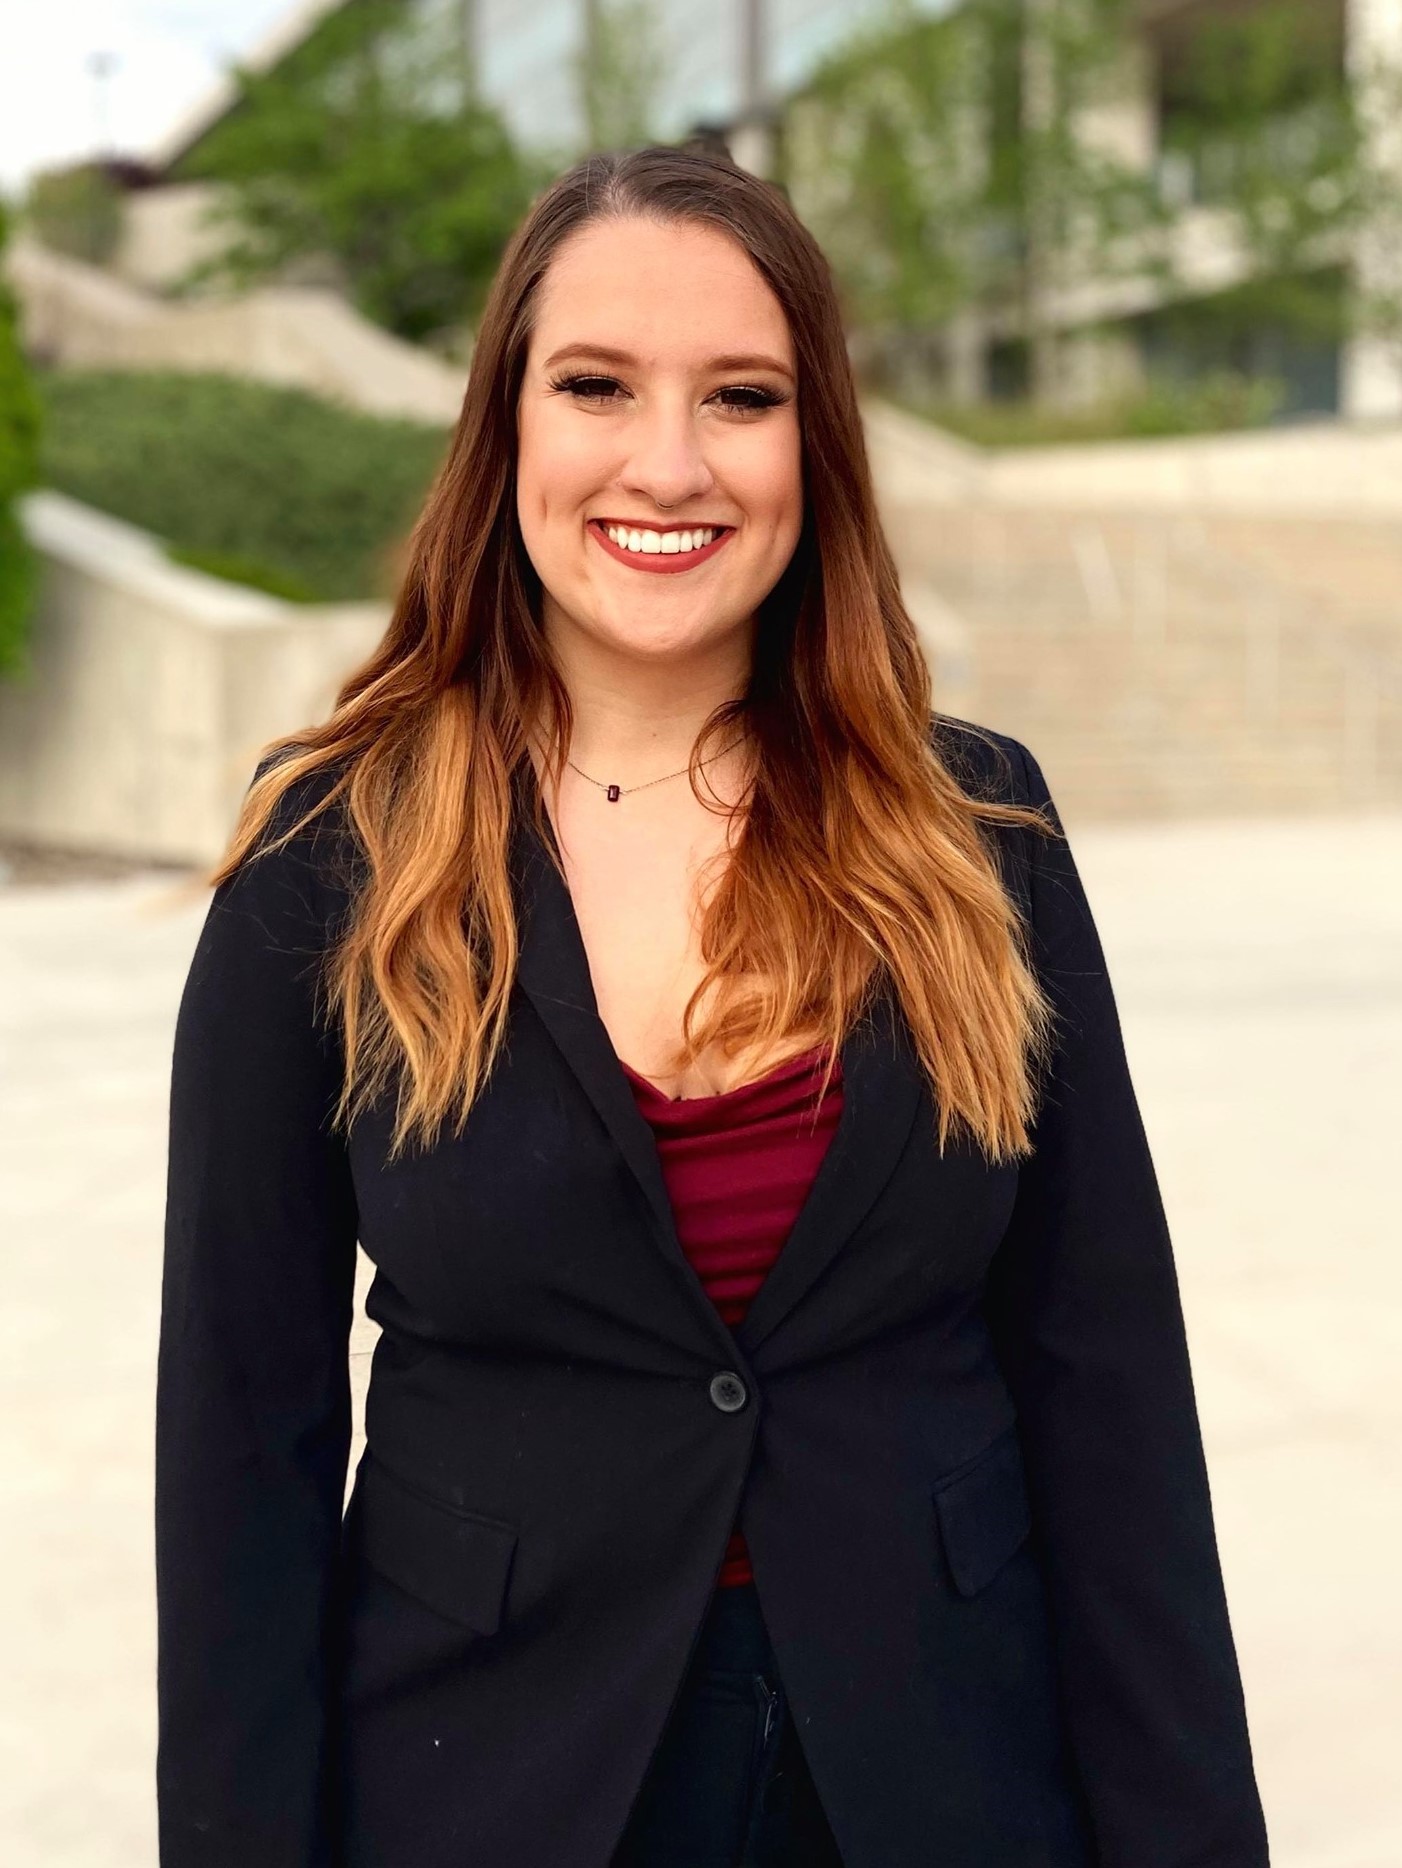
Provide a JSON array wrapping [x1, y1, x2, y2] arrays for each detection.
[[0, 2, 1398, 1864]]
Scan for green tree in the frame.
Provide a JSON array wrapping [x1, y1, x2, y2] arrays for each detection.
[[1158, 0, 1371, 349], [780, 0, 983, 395], [23, 160, 123, 266], [177, 0, 552, 342], [575, 0, 666, 153], [1134, 0, 1402, 418], [0, 197, 42, 677], [999, 0, 1174, 403], [1346, 34, 1402, 393], [782, 0, 1172, 405]]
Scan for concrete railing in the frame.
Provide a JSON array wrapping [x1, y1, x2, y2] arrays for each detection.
[[7, 238, 467, 425], [0, 491, 389, 865], [862, 393, 1402, 519]]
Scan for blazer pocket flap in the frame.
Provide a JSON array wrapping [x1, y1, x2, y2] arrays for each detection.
[[359, 1460, 518, 1634], [933, 1429, 1032, 1597]]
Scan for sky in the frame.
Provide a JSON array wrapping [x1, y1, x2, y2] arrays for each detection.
[[0, 0, 296, 197]]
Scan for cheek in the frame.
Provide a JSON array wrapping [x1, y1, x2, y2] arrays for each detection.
[[516, 407, 589, 514], [530, 405, 610, 486], [744, 427, 802, 524], [746, 467, 803, 559]]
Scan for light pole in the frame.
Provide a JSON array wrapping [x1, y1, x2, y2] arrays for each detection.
[[87, 50, 119, 162], [85, 50, 119, 263], [457, 0, 479, 100], [729, 0, 775, 178]]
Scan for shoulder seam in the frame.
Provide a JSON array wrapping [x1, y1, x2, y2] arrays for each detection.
[[927, 711, 1029, 806], [1010, 735, 1041, 930]]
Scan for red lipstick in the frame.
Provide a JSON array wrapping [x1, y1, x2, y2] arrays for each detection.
[[588, 519, 734, 575]]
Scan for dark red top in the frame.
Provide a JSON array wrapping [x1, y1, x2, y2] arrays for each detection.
[[619, 1042, 845, 1587]]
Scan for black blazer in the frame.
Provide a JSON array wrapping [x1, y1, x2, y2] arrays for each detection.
[[155, 715, 1269, 1868]]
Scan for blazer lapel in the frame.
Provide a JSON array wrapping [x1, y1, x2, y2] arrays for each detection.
[[509, 783, 720, 1342], [735, 988, 925, 1356], [508, 775, 928, 1360]]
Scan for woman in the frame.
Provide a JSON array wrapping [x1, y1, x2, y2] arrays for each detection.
[[155, 146, 1269, 1868]]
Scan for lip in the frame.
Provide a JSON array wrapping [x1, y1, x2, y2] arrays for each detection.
[[588, 518, 734, 575]]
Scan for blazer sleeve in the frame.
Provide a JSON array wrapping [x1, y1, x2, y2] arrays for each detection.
[[983, 739, 1270, 1868], [155, 765, 359, 1868]]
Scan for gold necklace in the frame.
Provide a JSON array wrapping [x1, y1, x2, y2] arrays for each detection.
[[566, 735, 748, 803]]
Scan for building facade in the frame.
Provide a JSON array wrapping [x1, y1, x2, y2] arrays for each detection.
[[114, 0, 1402, 421]]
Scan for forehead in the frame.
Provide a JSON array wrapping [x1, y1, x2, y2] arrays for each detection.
[[528, 216, 795, 371]]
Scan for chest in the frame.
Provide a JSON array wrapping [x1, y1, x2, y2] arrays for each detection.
[[558, 801, 715, 1015], [346, 798, 1023, 1357], [548, 782, 812, 1098]]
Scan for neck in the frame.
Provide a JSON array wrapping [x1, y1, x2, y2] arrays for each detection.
[[536, 608, 754, 780]]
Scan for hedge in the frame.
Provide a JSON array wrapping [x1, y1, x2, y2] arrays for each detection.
[[0, 199, 42, 674], [37, 369, 453, 603]]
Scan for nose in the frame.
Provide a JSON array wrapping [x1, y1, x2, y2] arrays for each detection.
[[619, 393, 718, 513]]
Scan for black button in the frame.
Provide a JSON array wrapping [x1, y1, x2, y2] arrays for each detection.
[[709, 1370, 748, 1413]]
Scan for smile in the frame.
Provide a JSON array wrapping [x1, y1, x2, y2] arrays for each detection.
[[588, 518, 734, 574]]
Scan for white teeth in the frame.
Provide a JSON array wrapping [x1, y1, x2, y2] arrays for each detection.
[[604, 524, 717, 554]]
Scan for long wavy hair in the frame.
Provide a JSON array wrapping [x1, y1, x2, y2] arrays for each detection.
[[208, 143, 1057, 1164]]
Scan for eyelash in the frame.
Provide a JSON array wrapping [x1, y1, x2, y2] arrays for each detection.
[[546, 372, 789, 416]]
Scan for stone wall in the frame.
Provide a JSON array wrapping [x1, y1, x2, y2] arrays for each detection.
[[0, 492, 388, 864]]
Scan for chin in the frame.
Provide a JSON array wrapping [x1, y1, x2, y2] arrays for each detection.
[[574, 600, 726, 657], [600, 623, 719, 663]]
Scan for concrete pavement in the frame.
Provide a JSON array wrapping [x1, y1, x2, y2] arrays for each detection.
[[2, 811, 1399, 1867]]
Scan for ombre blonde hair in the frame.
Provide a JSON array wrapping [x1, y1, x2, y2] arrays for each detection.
[[209, 144, 1058, 1164]]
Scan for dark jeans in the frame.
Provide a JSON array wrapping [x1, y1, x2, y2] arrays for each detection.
[[611, 1580, 845, 1868]]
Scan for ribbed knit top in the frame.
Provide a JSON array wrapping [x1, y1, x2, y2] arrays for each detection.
[[619, 1042, 844, 1587]]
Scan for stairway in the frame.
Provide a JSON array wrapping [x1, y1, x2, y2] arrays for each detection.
[[884, 502, 1402, 820]]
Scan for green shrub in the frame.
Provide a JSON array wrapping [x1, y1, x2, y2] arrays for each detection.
[[1120, 372, 1286, 437], [36, 369, 451, 602], [173, 0, 548, 343], [24, 162, 123, 266], [906, 371, 1287, 449], [0, 199, 42, 676], [165, 544, 321, 603]]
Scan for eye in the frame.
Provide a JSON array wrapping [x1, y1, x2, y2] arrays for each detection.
[[714, 385, 788, 415], [545, 373, 789, 417], [546, 373, 623, 402]]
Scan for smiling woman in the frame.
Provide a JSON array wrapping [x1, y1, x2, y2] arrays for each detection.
[[515, 215, 804, 692], [155, 144, 1269, 1868]]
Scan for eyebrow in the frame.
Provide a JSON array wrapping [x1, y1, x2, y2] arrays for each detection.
[[542, 342, 795, 382]]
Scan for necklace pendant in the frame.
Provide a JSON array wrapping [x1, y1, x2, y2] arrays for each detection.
[[606, 783, 621, 802]]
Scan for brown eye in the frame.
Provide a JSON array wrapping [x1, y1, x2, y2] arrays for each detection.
[[548, 374, 621, 401], [714, 386, 787, 415], [546, 374, 788, 415]]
